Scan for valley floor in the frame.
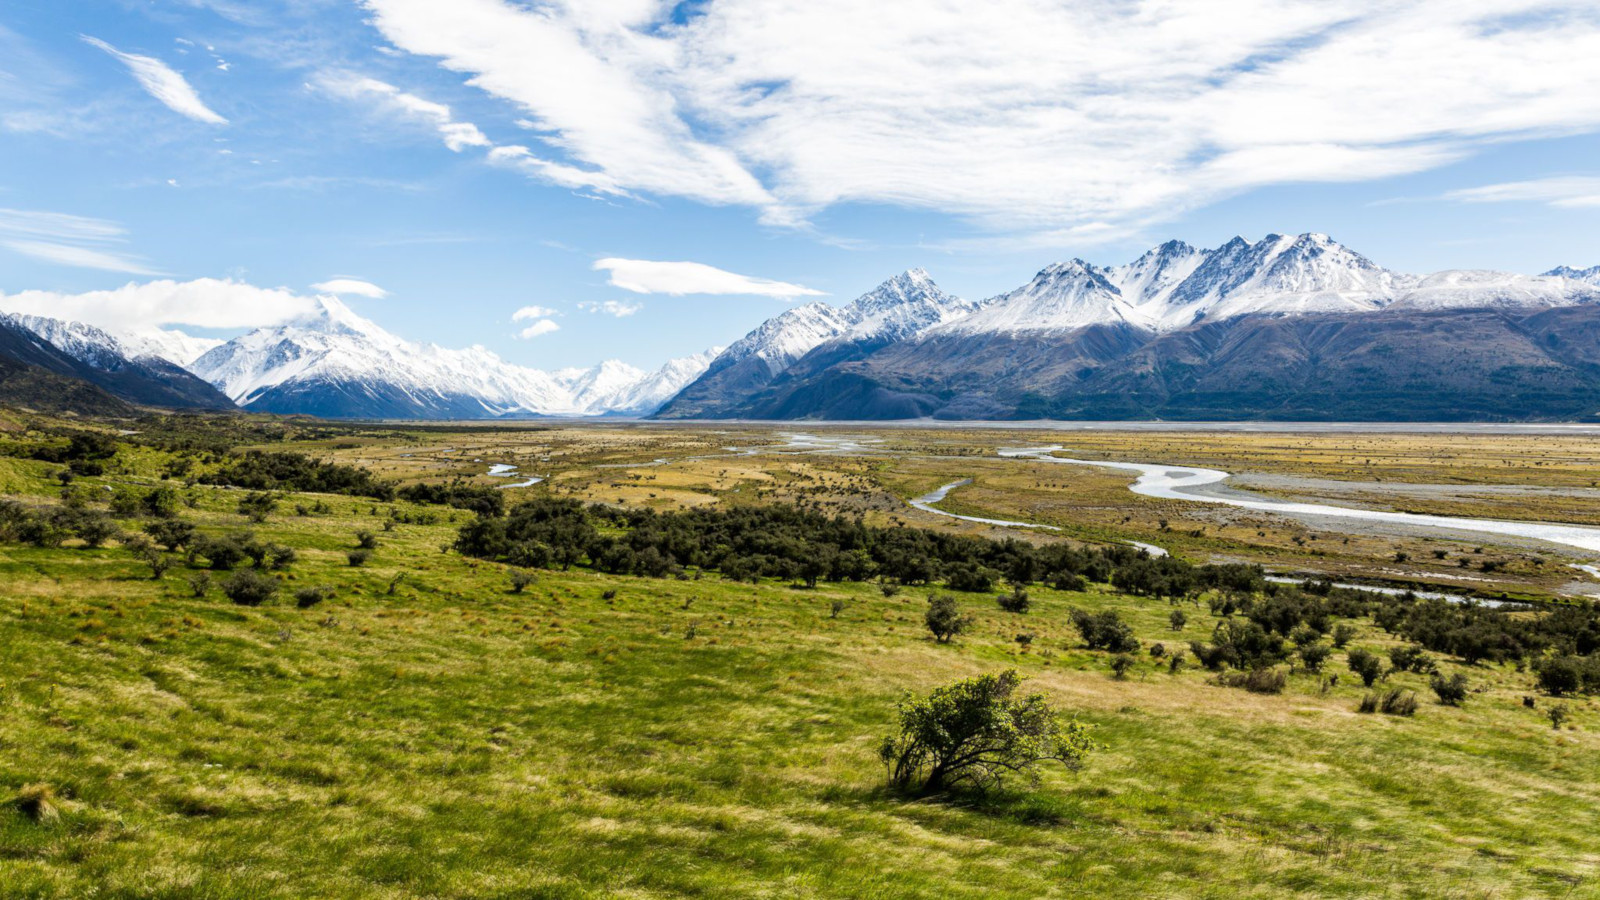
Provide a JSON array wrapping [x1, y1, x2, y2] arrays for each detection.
[[3, 417, 1599, 897]]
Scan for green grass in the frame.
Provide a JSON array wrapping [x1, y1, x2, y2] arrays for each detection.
[[2, 471, 1599, 897]]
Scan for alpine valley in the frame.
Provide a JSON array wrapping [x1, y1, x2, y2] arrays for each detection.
[[658, 234, 1600, 422]]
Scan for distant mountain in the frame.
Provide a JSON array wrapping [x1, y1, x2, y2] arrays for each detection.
[[657, 235, 1600, 421], [189, 297, 714, 419], [4, 313, 234, 411], [657, 268, 976, 418], [1546, 265, 1600, 287]]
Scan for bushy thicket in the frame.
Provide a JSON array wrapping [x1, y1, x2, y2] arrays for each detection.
[[455, 497, 1180, 588], [396, 481, 504, 518], [200, 451, 396, 500]]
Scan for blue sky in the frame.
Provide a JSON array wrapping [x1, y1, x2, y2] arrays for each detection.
[[2, 0, 1599, 369]]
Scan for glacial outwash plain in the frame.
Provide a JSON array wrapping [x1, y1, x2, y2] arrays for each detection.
[[3, 413, 1599, 898]]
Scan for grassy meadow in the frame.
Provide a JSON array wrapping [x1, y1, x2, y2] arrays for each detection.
[[2, 419, 1599, 897]]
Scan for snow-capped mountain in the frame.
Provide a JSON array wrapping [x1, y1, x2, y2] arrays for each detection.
[[118, 328, 223, 367], [935, 233, 1600, 338], [3, 312, 234, 410], [658, 235, 1600, 421], [556, 348, 724, 417], [187, 296, 712, 419], [655, 269, 975, 418], [1546, 265, 1600, 287], [712, 269, 974, 375]]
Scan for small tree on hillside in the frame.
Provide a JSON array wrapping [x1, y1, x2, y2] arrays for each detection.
[[925, 593, 973, 644], [879, 669, 1099, 793]]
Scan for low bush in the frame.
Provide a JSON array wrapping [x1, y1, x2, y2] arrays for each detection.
[[879, 669, 1099, 793], [221, 569, 279, 606], [1430, 672, 1469, 705]]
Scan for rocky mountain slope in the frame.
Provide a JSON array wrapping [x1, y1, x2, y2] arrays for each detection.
[[4, 313, 235, 411]]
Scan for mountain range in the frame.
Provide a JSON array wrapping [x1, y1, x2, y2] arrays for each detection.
[[0, 298, 718, 419], [657, 234, 1600, 421], [4, 233, 1600, 421]]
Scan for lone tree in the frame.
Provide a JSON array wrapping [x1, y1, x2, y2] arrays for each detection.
[[879, 670, 1099, 793], [925, 593, 973, 644]]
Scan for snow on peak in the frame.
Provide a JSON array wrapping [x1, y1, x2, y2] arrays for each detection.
[[711, 268, 975, 376], [1546, 265, 1600, 287], [188, 302, 715, 417], [934, 232, 1600, 337]]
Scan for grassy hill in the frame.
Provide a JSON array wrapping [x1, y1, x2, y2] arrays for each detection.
[[1, 422, 1597, 898]]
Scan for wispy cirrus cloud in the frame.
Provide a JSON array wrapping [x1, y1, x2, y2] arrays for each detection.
[[359, 0, 1600, 240], [317, 72, 489, 152], [594, 258, 822, 298], [0, 207, 159, 274], [1444, 177, 1600, 209], [82, 35, 226, 125]]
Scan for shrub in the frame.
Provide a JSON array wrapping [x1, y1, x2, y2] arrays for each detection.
[[264, 545, 297, 570], [925, 593, 972, 644], [1430, 672, 1469, 705], [1534, 655, 1599, 696], [294, 585, 335, 608], [1190, 620, 1283, 671], [1219, 668, 1287, 694], [1331, 624, 1357, 648], [1389, 645, 1436, 674], [347, 549, 372, 567], [144, 518, 195, 551], [236, 491, 279, 523], [191, 534, 246, 570], [1548, 705, 1570, 729], [1347, 648, 1384, 687], [1298, 642, 1332, 673], [1070, 609, 1140, 653], [355, 530, 380, 550], [880, 583, 901, 599], [1357, 693, 1379, 714], [139, 547, 172, 580], [1379, 689, 1418, 716], [187, 572, 211, 598], [1110, 654, 1136, 680], [879, 669, 1099, 793], [221, 570, 278, 606], [996, 587, 1030, 613], [945, 562, 999, 593], [1167, 651, 1186, 674], [509, 569, 538, 593], [830, 599, 846, 619], [1169, 609, 1187, 631]]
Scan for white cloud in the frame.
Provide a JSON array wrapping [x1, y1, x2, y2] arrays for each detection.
[[318, 73, 490, 151], [511, 305, 560, 320], [594, 258, 822, 298], [312, 277, 389, 297], [515, 318, 560, 338], [82, 35, 226, 125], [0, 207, 158, 274], [360, 0, 1600, 239], [1445, 177, 1600, 209], [578, 299, 642, 317], [1, 240, 160, 275], [0, 278, 319, 331]]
